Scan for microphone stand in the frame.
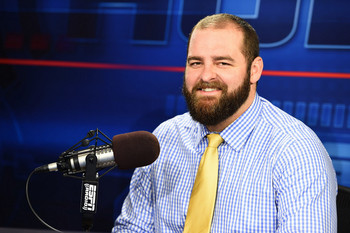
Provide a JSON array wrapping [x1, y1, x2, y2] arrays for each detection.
[[61, 129, 113, 232], [81, 152, 98, 232], [27, 129, 118, 232], [80, 153, 98, 231]]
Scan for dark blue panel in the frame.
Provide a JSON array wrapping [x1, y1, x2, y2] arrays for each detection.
[[308, 0, 350, 47], [180, 0, 217, 38], [179, 0, 299, 47], [246, 0, 299, 45]]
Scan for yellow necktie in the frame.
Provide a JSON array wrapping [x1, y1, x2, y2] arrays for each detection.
[[183, 134, 223, 233]]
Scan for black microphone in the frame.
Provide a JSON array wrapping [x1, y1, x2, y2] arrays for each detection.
[[34, 131, 160, 174]]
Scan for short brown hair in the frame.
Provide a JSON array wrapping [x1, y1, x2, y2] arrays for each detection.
[[187, 13, 260, 68]]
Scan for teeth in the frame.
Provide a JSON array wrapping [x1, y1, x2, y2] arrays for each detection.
[[202, 88, 217, 92]]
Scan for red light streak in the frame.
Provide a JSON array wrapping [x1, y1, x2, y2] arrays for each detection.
[[1, 58, 350, 79]]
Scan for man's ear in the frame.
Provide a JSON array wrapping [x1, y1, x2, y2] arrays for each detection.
[[250, 56, 263, 84]]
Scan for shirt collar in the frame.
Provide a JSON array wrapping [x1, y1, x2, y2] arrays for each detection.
[[221, 94, 262, 151]]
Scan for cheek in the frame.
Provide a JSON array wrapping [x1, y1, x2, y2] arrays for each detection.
[[223, 70, 248, 90], [184, 72, 197, 91]]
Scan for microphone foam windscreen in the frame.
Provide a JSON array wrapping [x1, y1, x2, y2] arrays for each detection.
[[112, 131, 160, 169]]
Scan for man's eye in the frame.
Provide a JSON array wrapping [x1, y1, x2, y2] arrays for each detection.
[[190, 62, 201, 66]]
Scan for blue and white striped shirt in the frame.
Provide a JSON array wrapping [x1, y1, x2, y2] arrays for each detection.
[[113, 94, 337, 232]]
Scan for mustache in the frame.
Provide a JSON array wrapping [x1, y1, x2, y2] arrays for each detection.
[[192, 80, 227, 92]]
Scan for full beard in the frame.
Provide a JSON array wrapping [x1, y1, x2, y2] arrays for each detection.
[[182, 75, 251, 127]]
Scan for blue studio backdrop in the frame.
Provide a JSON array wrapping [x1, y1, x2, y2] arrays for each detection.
[[1, 0, 350, 232]]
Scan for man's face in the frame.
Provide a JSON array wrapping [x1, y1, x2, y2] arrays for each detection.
[[183, 25, 251, 127]]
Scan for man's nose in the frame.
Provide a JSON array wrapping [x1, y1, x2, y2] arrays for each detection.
[[200, 64, 216, 82]]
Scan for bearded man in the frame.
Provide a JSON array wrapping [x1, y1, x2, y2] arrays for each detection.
[[113, 13, 337, 233]]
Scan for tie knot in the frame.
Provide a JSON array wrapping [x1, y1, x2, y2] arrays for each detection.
[[207, 134, 223, 148]]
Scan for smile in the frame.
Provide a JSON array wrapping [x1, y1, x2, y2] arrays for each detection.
[[196, 88, 222, 97], [201, 88, 218, 92]]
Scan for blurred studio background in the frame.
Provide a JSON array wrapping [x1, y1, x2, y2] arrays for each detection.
[[1, 0, 350, 232]]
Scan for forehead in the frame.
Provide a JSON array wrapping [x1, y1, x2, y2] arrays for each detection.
[[188, 25, 244, 55]]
